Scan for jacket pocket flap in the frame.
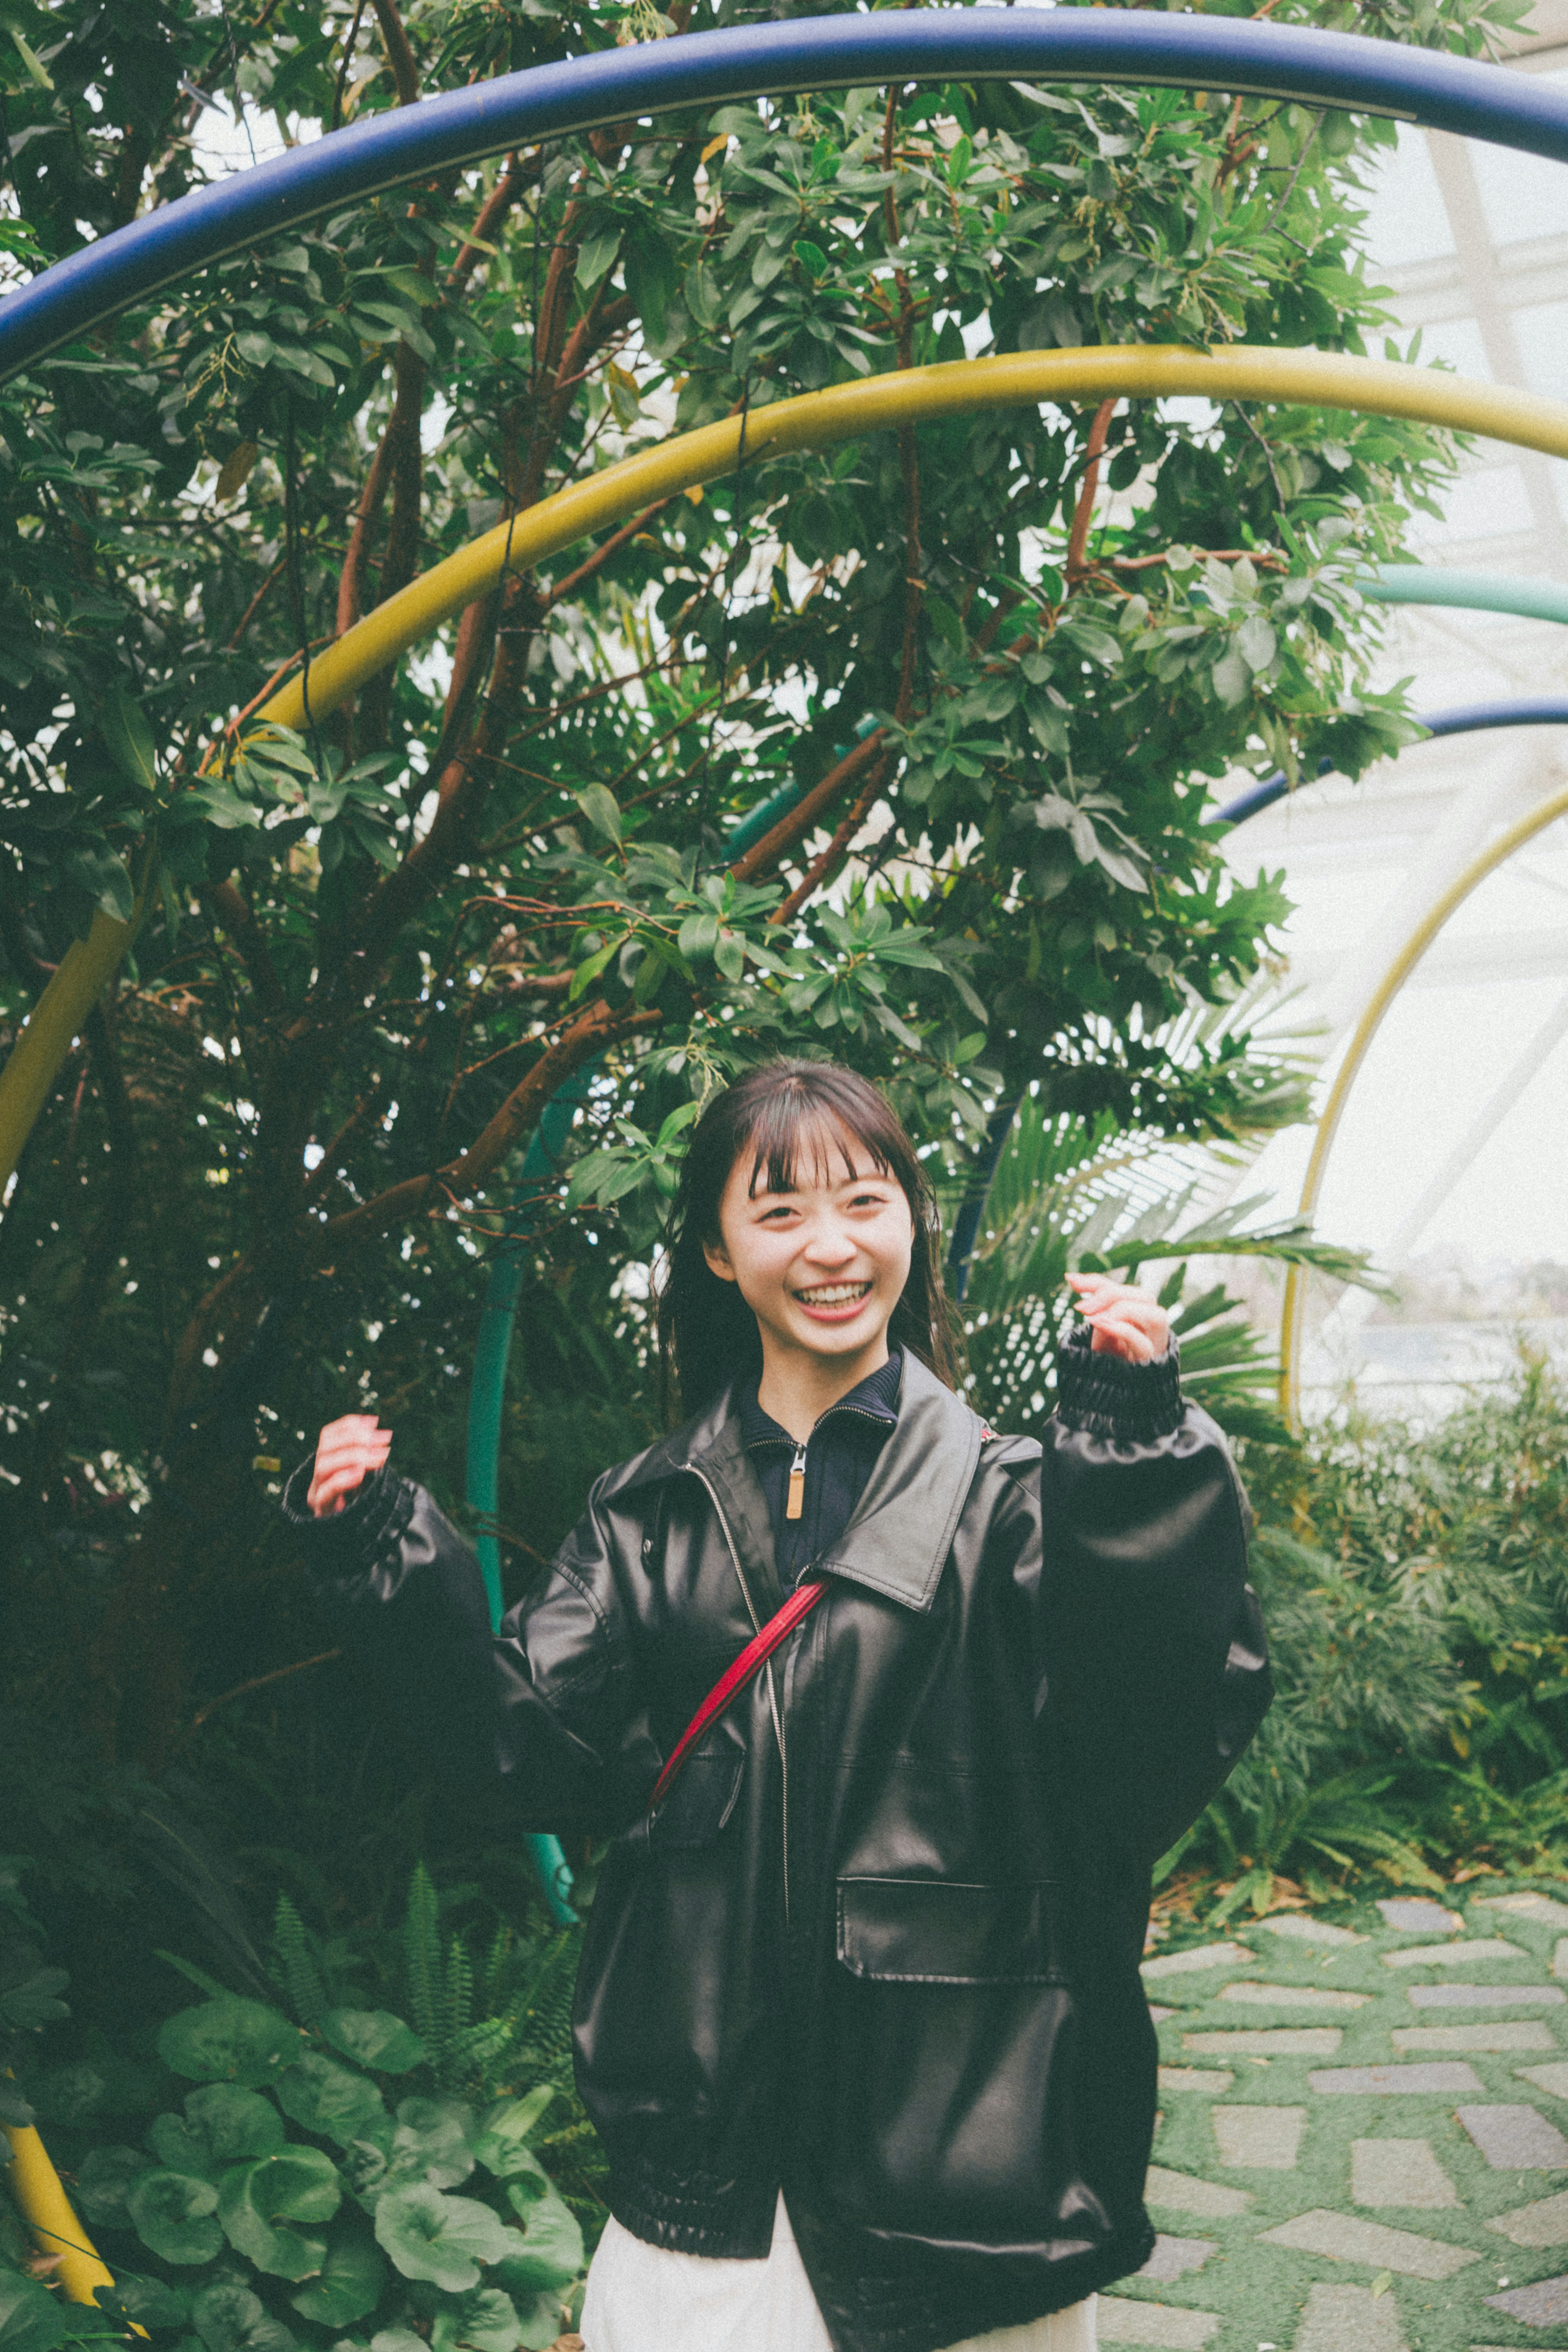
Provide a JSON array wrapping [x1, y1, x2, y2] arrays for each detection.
[[837, 1877, 1066, 1984]]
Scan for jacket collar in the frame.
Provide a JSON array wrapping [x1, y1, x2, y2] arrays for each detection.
[[623, 1353, 983, 1616]]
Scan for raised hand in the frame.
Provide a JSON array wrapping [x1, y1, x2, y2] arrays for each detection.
[[307, 1414, 392, 1518], [1065, 1271, 1171, 1364]]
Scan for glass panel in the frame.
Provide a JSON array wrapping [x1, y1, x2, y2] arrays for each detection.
[[1469, 70, 1568, 248], [1358, 125, 1457, 266]]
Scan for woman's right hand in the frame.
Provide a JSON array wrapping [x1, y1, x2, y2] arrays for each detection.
[[307, 1414, 392, 1518]]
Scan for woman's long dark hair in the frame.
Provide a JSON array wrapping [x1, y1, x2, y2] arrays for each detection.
[[655, 1059, 958, 1421]]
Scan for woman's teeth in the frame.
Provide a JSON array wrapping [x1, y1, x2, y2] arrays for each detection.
[[795, 1281, 871, 1305]]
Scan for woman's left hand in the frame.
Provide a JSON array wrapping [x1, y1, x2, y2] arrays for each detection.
[[1065, 1271, 1171, 1363]]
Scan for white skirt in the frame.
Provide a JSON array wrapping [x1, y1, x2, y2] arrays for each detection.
[[580, 2192, 1097, 2352]]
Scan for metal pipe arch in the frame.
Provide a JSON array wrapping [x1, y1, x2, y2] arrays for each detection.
[[8, 11, 1568, 382]]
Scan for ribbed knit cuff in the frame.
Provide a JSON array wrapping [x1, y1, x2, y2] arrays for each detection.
[[1055, 1324, 1184, 1442], [279, 1456, 409, 1561]]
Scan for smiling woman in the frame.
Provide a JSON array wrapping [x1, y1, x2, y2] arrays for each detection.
[[285, 1054, 1270, 2352], [657, 1060, 955, 1429]]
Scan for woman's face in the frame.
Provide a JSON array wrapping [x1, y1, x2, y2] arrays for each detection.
[[702, 1125, 915, 1373]]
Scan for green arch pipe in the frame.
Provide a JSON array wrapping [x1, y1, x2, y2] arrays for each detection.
[[1367, 565, 1568, 625]]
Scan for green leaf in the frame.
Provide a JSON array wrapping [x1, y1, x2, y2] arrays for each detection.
[[127, 2169, 225, 2266], [0, 2271, 70, 2352], [471, 2088, 553, 2178], [319, 2009, 427, 2075], [677, 909, 718, 960], [287, 2221, 388, 2327], [373, 2186, 514, 2291], [567, 934, 625, 1002], [216, 2147, 342, 2279], [438, 2289, 520, 2352], [95, 2275, 189, 2336], [574, 784, 622, 843], [185, 2084, 287, 2165], [276, 2053, 386, 2147], [495, 2184, 582, 2292], [191, 2284, 298, 2352], [100, 689, 158, 796], [383, 2095, 476, 2194], [158, 2000, 301, 2088], [74, 2145, 151, 2226]]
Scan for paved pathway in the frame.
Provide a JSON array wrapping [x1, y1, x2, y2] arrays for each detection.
[[1105, 1885, 1568, 2352]]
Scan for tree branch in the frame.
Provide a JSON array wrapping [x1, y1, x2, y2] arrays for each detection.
[[203, 881, 285, 1018], [315, 997, 662, 1255], [770, 753, 891, 927], [1065, 399, 1117, 580], [729, 727, 887, 885], [370, 0, 419, 106], [448, 151, 539, 290]]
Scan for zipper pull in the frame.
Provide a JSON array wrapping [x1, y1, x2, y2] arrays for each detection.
[[786, 1440, 807, 1521]]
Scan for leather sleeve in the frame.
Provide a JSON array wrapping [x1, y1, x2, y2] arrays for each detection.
[[1038, 1330, 1272, 1870], [281, 1461, 640, 1835]]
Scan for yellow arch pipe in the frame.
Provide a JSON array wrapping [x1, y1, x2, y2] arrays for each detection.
[[1278, 778, 1568, 1427], [261, 343, 1568, 733], [0, 905, 142, 1195], [3, 2119, 117, 2306], [8, 341, 1568, 1210]]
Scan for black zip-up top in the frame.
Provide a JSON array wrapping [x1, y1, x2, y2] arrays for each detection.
[[741, 1350, 902, 1588], [286, 1335, 1272, 2352]]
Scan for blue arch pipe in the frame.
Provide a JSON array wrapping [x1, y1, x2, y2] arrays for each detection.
[[1216, 696, 1568, 826], [8, 11, 1568, 380]]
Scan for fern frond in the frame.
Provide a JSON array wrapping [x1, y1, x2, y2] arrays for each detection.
[[443, 1934, 474, 2055], [272, 1893, 327, 2028], [403, 1863, 443, 2049]]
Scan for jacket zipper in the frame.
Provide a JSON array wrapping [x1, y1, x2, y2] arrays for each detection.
[[786, 1440, 807, 1520], [684, 1465, 793, 1927]]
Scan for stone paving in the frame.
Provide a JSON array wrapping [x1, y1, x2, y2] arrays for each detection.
[[1103, 1885, 1568, 2351]]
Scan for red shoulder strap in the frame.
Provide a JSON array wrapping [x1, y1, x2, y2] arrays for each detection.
[[648, 1577, 827, 1815]]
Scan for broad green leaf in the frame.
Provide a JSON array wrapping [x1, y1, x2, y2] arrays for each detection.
[[384, 2095, 476, 2193], [94, 2274, 190, 2335], [0, 2271, 70, 2352], [191, 2283, 298, 2352], [188, 2089, 286, 2163], [100, 689, 157, 795], [74, 2145, 150, 2226], [677, 910, 718, 960], [319, 2009, 426, 2075], [276, 2053, 386, 2147], [471, 2088, 553, 2178], [434, 2288, 520, 2352], [287, 2221, 388, 2327], [158, 2000, 300, 2088], [217, 2146, 343, 2278], [373, 2186, 514, 2291], [495, 2184, 582, 2292], [574, 784, 622, 843], [127, 2169, 225, 2266], [567, 934, 625, 1002]]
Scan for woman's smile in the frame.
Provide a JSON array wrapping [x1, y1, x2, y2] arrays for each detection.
[[791, 1278, 873, 1318]]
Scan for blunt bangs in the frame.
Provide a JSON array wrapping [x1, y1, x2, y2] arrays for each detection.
[[656, 1058, 958, 1419]]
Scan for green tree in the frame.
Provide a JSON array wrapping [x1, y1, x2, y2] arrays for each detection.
[[0, 0, 1515, 1768]]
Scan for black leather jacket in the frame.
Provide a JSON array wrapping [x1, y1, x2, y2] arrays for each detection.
[[287, 1335, 1270, 2352]]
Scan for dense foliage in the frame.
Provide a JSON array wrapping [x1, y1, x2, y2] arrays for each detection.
[[1169, 1354, 1568, 1921], [0, 0, 1510, 1784]]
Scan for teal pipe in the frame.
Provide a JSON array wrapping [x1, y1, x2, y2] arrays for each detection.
[[1366, 564, 1568, 625], [465, 714, 884, 1922], [466, 1069, 596, 1927]]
